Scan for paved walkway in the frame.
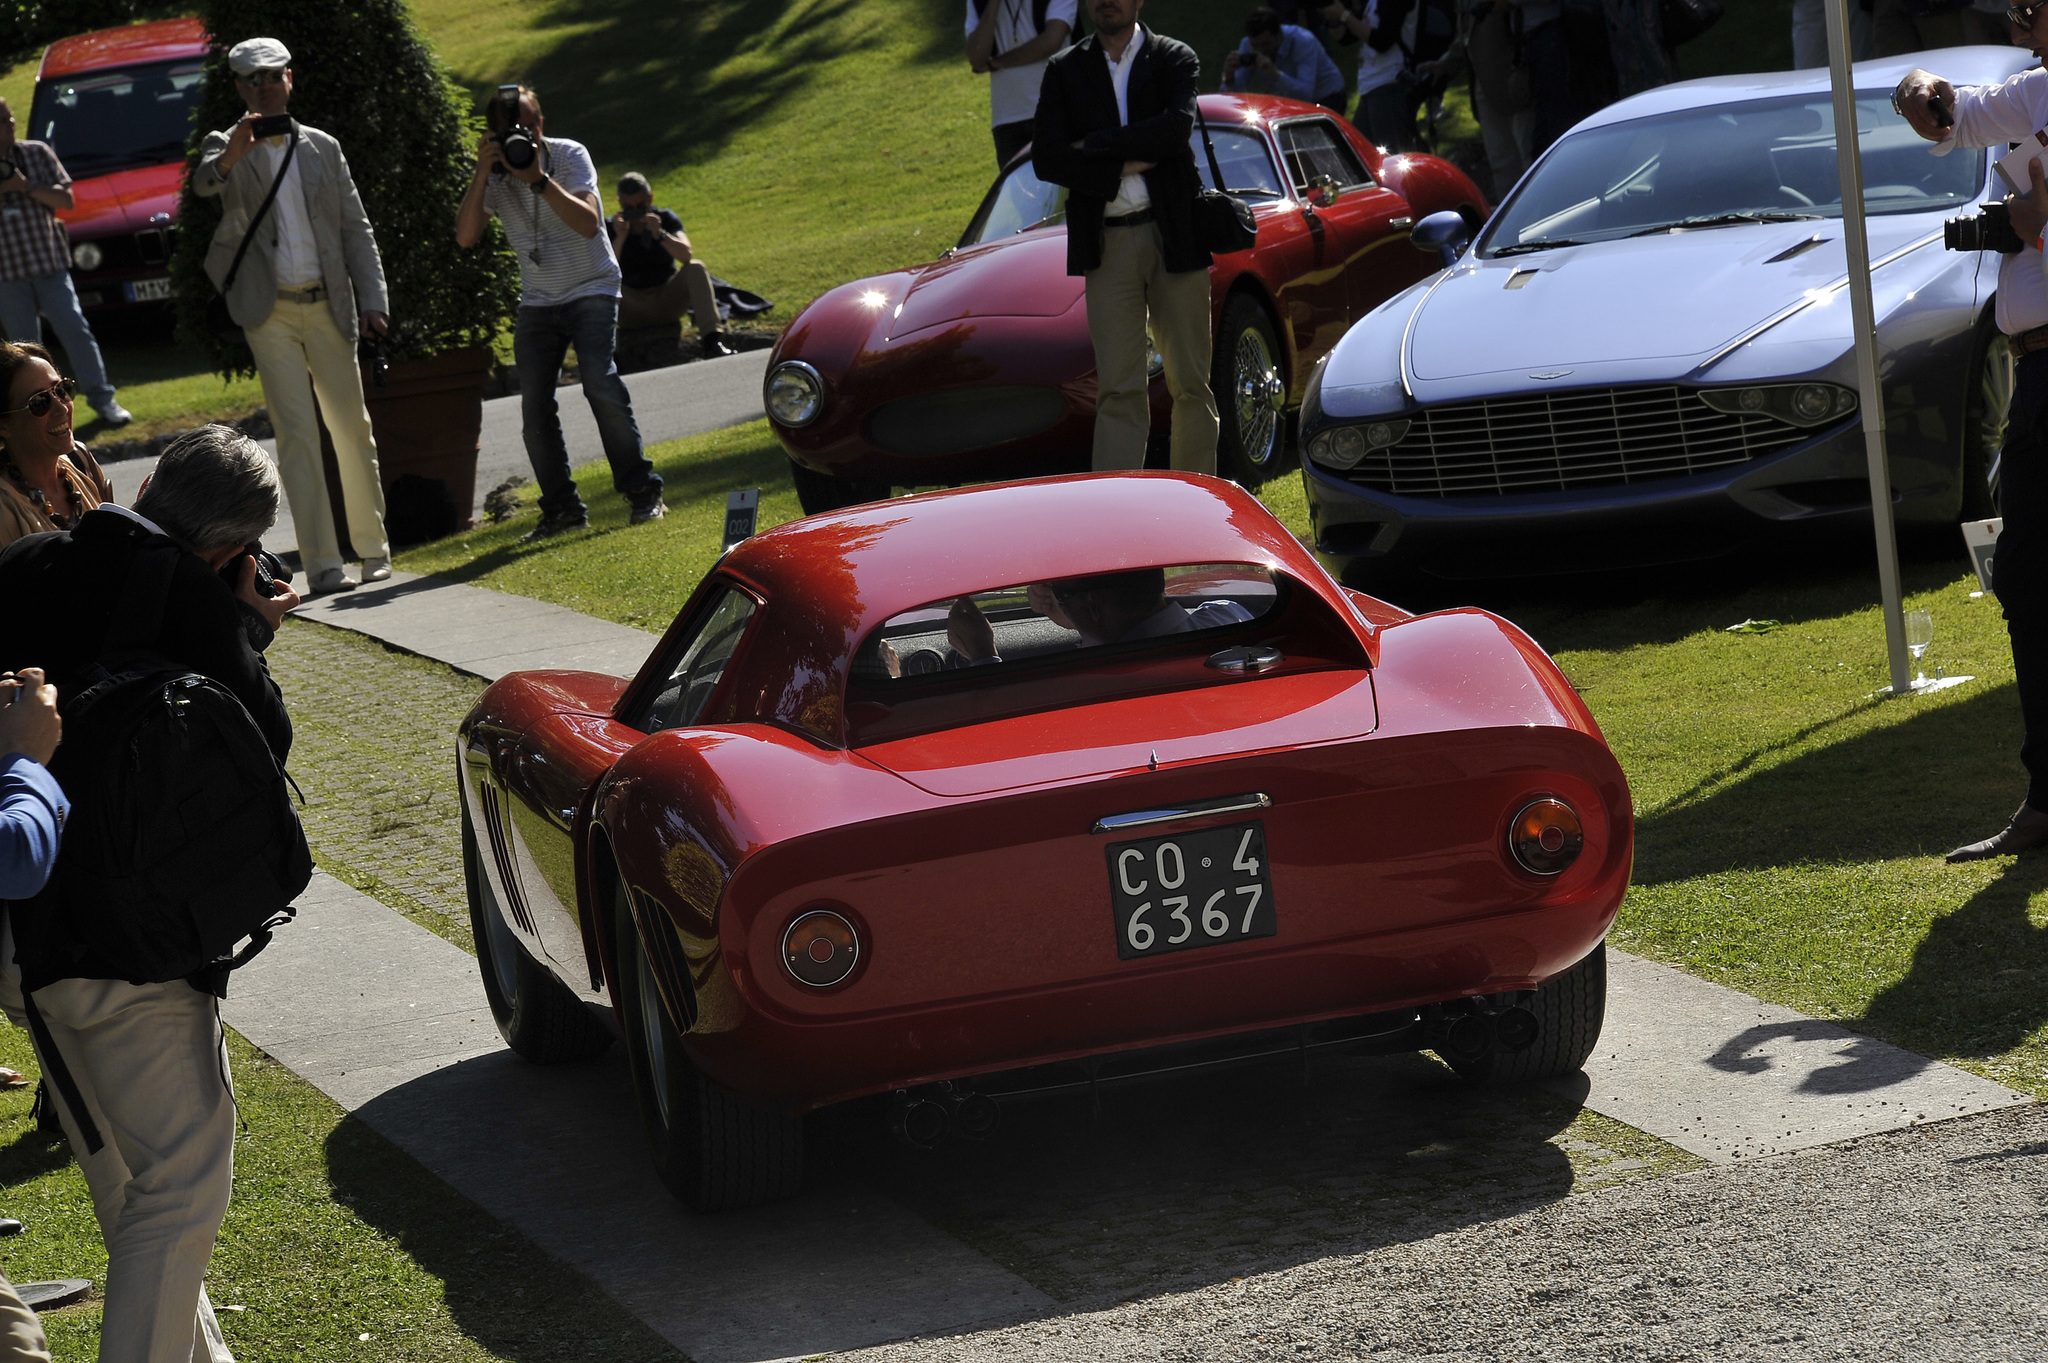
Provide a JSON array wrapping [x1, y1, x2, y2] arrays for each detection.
[[104, 349, 771, 567]]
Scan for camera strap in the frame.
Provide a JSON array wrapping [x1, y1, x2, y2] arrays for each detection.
[[1195, 101, 1231, 194], [220, 125, 299, 296]]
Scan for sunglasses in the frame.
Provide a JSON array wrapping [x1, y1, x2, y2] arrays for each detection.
[[2, 378, 74, 418], [2008, 0, 2048, 25], [239, 69, 288, 87]]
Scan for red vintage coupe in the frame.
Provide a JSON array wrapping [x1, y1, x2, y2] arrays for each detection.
[[766, 94, 1487, 513], [459, 474, 1630, 1210]]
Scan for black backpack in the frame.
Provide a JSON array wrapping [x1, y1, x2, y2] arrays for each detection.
[[19, 543, 310, 992]]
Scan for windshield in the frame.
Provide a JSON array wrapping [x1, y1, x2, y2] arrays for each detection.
[[28, 58, 203, 179], [852, 564, 1281, 685], [1484, 92, 1985, 255], [960, 125, 1285, 247]]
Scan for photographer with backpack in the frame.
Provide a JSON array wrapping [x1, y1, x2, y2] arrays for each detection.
[[0, 420, 305, 1363]]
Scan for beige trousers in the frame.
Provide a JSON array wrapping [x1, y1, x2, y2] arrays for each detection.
[[0, 1274, 50, 1363], [1084, 221, 1217, 475], [246, 298, 388, 578], [618, 262, 719, 334], [27, 978, 235, 1363]]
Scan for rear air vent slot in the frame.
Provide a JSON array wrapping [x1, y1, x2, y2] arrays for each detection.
[[1765, 235, 1829, 263]]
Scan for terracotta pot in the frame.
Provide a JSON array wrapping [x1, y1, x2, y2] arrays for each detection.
[[319, 346, 492, 551]]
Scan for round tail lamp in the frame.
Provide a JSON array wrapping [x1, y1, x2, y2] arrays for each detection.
[[783, 909, 859, 987], [1508, 798, 1584, 876]]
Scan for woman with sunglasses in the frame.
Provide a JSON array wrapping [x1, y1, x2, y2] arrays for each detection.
[[0, 341, 112, 552]]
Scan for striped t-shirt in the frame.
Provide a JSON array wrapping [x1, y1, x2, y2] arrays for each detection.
[[483, 136, 619, 307]]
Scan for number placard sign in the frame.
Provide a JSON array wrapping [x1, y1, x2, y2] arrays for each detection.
[[1105, 821, 1275, 961], [722, 488, 760, 551]]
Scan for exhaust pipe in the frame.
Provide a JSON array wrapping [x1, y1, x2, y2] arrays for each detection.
[[944, 1085, 1000, 1141], [890, 1090, 951, 1150], [1427, 995, 1541, 1062], [1493, 1004, 1539, 1053]]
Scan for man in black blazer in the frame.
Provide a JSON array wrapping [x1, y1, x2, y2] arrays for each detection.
[[1035, 0, 1220, 474]]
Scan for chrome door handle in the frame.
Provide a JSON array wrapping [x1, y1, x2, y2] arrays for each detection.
[[1091, 793, 1272, 835], [1390, 216, 1413, 228]]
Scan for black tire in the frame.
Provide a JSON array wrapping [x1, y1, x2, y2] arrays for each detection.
[[613, 875, 803, 1211], [789, 458, 891, 517], [1212, 293, 1288, 485], [1441, 941, 1607, 1083], [1961, 322, 2009, 522], [463, 802, 614, 1063]]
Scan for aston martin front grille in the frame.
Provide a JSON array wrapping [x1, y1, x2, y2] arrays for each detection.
[[1343, 386, 1820, 498], [869, 385, 1066, 458]]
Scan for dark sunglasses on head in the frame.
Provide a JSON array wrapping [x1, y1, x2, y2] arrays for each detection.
[[3, 378, 75, 418], [2009, 0, 2048, 25]]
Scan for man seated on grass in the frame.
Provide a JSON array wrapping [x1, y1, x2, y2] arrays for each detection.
[[610, 172, 734, 357]]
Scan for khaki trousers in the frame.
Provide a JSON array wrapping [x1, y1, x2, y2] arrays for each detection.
[[27, 978, 235, 1363], [1084, 222, 1218, 474], [618, 262, 719, 334], [246, 298, 388, 577], [0, 1274, 50, 1363]]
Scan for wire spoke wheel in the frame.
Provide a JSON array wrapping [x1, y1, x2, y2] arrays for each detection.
[[1212, 294, 1287, 485], [1234, 328, 1280, 468]]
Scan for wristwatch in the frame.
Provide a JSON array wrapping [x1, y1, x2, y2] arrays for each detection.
[[530, 174, 552, 195]]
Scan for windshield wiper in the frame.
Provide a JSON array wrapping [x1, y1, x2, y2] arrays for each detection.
[[1492, 238, 1589, 256], [1627, 211, 1823, 237]]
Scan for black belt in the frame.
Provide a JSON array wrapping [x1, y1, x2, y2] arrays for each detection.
[[1103, 209, 1154, 228], [2016, 324, 2048, 357]]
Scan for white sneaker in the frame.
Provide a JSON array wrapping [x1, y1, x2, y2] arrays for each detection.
[[307, 567, 355, 596], [360, 557, 391, 582], [94, 401, 133, 427]]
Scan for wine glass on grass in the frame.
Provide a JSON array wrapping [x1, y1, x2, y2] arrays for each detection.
[[1906, 609, 1933, 687]]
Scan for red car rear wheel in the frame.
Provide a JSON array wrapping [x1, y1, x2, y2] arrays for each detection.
[[1439, 941, 1607, 1083]]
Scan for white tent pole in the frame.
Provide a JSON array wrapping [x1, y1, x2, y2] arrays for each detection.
[[1825, 0, 1913, 695]]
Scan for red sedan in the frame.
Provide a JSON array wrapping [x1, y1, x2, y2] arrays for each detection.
[[766, 94, 1487, 513], [458, 474, 1631, 1211]]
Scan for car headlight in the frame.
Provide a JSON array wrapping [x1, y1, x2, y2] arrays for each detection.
[[1307, 419, 1408, 471], [765, 360, 825, 428], [783, 908, 859, 987], [71, 242, 102, 271], [1700, 383, 1856, 428]]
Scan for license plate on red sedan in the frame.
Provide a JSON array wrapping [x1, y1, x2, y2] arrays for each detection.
[[1107, 821, 1274, 961]]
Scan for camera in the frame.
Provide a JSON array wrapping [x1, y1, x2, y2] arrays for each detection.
[[249, 113, 292, 139], [623, 202, 649, 221], [1944, 200, 2025, 255], [220, 543, 289, 599], [359, 335, 389, 391], [488, 84, 537, 173]]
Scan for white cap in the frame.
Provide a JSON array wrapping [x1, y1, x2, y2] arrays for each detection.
[[227, 38, 291, 76]]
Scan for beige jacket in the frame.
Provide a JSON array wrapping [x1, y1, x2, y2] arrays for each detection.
[[192, 119, 388, 337]]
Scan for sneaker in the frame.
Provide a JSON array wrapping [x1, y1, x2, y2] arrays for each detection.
[[523, 507, 589, 542], [629, 497, 667, 525], [307, 567, 355, 596], [359, 556, 391, 582], [93, 401, 133, 427], [700, 332, 737, 359]]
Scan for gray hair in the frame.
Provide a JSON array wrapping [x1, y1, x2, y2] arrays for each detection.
[[134, 424, 281, 552]]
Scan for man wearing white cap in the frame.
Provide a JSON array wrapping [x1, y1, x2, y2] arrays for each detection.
[[193, 37, 391, 597]]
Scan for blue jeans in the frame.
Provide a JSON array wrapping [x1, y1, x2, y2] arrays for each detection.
[[0, 271, 116, 410], [514, 293, 660, 517]]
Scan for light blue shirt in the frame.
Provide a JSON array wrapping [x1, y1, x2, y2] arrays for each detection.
[[1228, 25, 1346, 105]]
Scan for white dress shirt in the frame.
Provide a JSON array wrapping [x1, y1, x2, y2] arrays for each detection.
[[1942, 67, 2048, 335], [967, 0, 1078, 127], [1104, 25, 1152, 218], [253, 135, 322, 291]]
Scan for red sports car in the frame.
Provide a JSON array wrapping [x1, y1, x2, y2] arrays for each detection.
[[458, 474, 1630, 1211], [765, 94, 1487, 514]]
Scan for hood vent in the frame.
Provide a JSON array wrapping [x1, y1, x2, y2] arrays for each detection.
[[1764, 235, 1829, 264]]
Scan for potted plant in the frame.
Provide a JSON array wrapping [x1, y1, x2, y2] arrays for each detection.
[[170, 0, 521, 544]]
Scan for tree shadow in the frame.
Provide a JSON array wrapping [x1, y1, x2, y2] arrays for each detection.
[[1634, 681, 2024, 882], [0, 1119, 75, 1184]]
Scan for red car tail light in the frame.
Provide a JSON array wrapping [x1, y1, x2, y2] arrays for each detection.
[[1508, 798, 1584, 876], [783, 909, 859, 987]]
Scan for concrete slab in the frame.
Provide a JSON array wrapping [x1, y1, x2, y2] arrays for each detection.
[[101, 348, 771, 563], [1567, 950, 2032, 1164], [221, 871, 1052, 1363], [290, 570, 658, 682]]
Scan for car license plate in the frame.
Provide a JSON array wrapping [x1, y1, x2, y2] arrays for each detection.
[[125, 276, 172, 302], [1107, 820, 1274, 961]]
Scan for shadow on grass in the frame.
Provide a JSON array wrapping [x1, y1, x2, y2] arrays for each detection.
[[1635, 681, 2025, 881], [0, 1120, 74, 1184], [1858, 855, 2048, 1061]]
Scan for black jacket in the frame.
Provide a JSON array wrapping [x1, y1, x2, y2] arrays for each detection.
[[0, 509, 292, 764], [1033, 28, 1212, 278]]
